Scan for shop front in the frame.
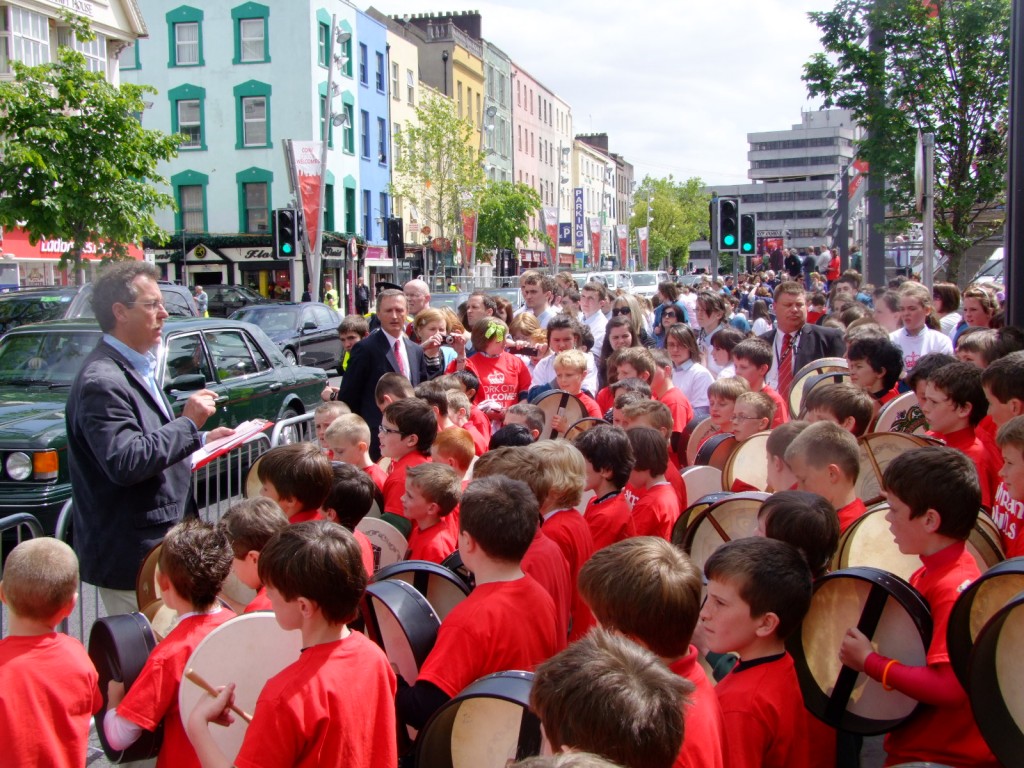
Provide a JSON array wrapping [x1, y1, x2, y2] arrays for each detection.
[[0, 227, 145, 288], [154, 242, 297, 300]]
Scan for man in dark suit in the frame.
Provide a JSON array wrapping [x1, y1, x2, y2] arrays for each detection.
[[338, 289, 440, 458], [760, 281, 846, 399], [66, 262, 231, 614]]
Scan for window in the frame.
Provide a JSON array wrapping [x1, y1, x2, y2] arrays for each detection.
[[363, 189, 372, 239], [360, 110, 370, 158], [118, 40, 141, 71], [318, 93, 333, 147], [205, 330, 265, 379], [324, 182, 335, 231], [393, 123, 402, 162], [476, 93, 481, 127], [391, 61, 399, 99], [345, 186, 356, 233], [358, 43, 367, 85], [457, 82, 463, 118], [375, 51, 385, 92], [3, 8, 50, 71], [58, 28, 107, 74], [467, 87, 473, 123], [339, 24, 352, 77], [167, 6, 204, 67], [165, 334, 213, 384], [406, 69, 415, 105], [317, 22, 328, 67], [243, 182, 269, 232], [235, 14, 267, 64], [234, 81, 272, 149], [169, 84, 206, 151], [487, 65, 495, 98], [343, 103, 354, 153], [499, 74, 505, 106], [379, 192, 389, 238], [377, 117, 387, 164], [172, 169, 208, 233]]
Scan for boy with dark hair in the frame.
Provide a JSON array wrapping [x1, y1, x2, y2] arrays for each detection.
[[803, 383, 874, 437], [530, 628, 691, 768], [380, 397, 437, 518], [983, 352, 1024, 554], [257, 442, 334, 524], [618, 399, 687, 509], [757, 491, 839, 579], [579, 539, 725, 768], [838, 447, 997, 767], [323, 462, 379, 575], [765, 420, 810, 493], [396, 476, 564, 727], [905, 352, 957, 400], [731, 338, 789, 427], [443, 389, 489, 455], [573, 425, 637, 549], [785, 421, 864, 534], [446, 369, 492, 438], [921, 361, 1001, 508], [0, 538, 102, 767], [107, 520, 234, 765], [187, 521, 397, 768], [504, 402, 546, 440], [219, 497, 290, 612], [403, 462, 461, 563], [531, 315, 598, 395], [374, 372, 415, 409], [995, 416, 1024, 558], [709, 327, 745, 379], [490, 422, 535, 448], [320, 314, 370, 400], [626, 426, 679, 539], [699, 537, 813, 768], [845, 335, 904, 409]]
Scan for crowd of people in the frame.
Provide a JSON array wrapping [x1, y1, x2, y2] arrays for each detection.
[[0, 258, 1020, 768]]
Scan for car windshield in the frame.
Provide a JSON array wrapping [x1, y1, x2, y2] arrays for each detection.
[[0, 331, 100, 386], [632, 274, 657, 286], [0, 293, 74, 334], [233, 307, 299, 332]]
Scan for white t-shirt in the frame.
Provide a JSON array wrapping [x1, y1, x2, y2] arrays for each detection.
[[531, 350, 599, 395], [672, 360, 714, 410], [889, 327, 954, 373], [582, 310, 607, 354]]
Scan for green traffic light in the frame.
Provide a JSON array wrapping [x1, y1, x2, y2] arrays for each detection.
[[742, 243, 753, 252], [282, 244, 293, 254], [723, 234, 736, 247]]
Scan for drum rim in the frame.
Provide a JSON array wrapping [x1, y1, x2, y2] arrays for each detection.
[[565, 416, 609, 438], [531, 388, 588, 439], [685, 418, 718, 465], [135, 542, 163, 614], [789, 357, 850, 415], [694, 432, 737, 468], [372, 559, 473, 602], [670, 492, 734, 549], [798, 371, 853, 417], [361, 579, 440, 671], [680, 492, 770, 559], [721, 431, 771, 491]]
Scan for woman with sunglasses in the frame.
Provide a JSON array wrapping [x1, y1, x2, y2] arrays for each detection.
[[695, 291, 730, 378], [610, 294, 655, 350]]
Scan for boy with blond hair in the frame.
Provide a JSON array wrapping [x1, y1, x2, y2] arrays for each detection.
[[324, 413, 387, 492], [550, 349, 603, 431], [730, 391, 775, 442], [765, 420, 810, 493], [803, 383, 874, 437], [314, 401, 351, 454], [785, 421, 865, 534]]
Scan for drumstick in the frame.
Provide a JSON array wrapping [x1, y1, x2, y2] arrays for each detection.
[[185, 668, 253, 724]]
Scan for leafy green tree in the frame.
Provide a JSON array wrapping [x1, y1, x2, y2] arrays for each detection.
[[475, 181, 544, 259], [631, 175, 708, 271], [0, 16, 181, 283], [803, 0, 1010, 282]]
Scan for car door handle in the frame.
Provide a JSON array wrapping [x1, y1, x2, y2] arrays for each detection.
[[269, 383, 282, 392]]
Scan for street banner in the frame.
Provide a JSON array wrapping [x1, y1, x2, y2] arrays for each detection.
[[589, 217, 601, 266], [616, 225, 628, 265], [574, 188, 584, 249], [461, 210, 477, 268], [638, 226, 649, 269], [559, 223, 572, 246], [287, 140, 324, 253], [848, 157, 870, 210], [543, 206, 558, 266]]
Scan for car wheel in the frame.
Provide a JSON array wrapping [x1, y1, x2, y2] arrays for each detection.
[[277, 407, 301, 444], [283, 348, 297, 365]]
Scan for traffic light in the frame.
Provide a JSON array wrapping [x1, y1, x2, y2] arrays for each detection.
[[387, 217, 405, 261], [717, 198, 739, 251], [272, 208, 298, 259], [740, 213, 756, 255]]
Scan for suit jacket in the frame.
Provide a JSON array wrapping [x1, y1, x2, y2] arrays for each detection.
[[760, 322, 847, 382], [66, 341, 202, 590], [338, 330, 431, 458]]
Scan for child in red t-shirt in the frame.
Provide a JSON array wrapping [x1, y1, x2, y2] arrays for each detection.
[[549, 349, 603, 426], [219, 497, 290, 613], [580, 538, 726, 768], [459, 318, 532, 425], [0, 538, 102, 768], [700, 537, 814, 768], [651, 348, 695, 448], [396, 476, 565, 729], [803, 383, 875, 438], [619, 399, 687, 510], [403, 463, 461, 563], [574, 424, 637, 549], [187, 521, 397, 768], [444, 389, 490, 455], [322, 462, 382, 577], [430, 426, 476, 486], [757, 491, 840, 581], [846, 335, 905, 417], [324, 413, 387, 493], [256, 442, 333, 524], [982, 354, 1024, 555], [530, 628, 692, 768], [379, 397, 437, 517], [732, 338, 789, 427], [839, 447, 998, 767], [765, 421, 810, 494], [785, 421, 867, 535], [996, 417, 1024, 559], [106, 520, 236, 768], [626, 426, 680, 539]]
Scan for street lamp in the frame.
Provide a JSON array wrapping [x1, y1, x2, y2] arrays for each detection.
[[441, 50, 449, 96], [556, 143, 571, 274]]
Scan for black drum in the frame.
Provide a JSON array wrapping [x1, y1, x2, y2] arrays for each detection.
[[685, 418, 720, 466], [89, 613, 163, 762], [788, 567, 932, 735], [789, 357, 849, 417], [360, 579, 440, 686], [416, 670, 541, 768], [441, 549, 475, 591], [681, 493, 769, 571], [531, 389, 587, 439], [693, 433, 737, 472], [373, 560, 472, 622], [670, 492, 733, 551], [797, 371, 853, 418], [565, 416, 608, 441]]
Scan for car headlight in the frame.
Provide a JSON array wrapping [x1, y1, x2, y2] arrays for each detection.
[[6, 452, 33, 481]]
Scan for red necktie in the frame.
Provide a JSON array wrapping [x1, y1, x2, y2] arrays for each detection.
[[394, 339, 405, 377], [777, 333, 794, 397]]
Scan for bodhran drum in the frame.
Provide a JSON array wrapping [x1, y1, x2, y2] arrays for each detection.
[[356, 517, 409, 574], [564, 416, 608, 441], [686, 418, 720, 466], [441, 550, 476, 591], [670, 492, 733, 552], [135, 543, 178, 640], [694, 433, 738, 472], [178, 614, 303, 762], [947, 558, 1024, 688], [873, 391, 929, 435], [244, 454, 264, 499], [531, 389, 587, 440], [416, 670, 541, 768], [680, 466, 725, 508], [360, 579, 440, 686], [89, 613, 163, 762], [788, 357, 849, 418], [219, 571, 258, 615], [721, 431, 771, 492], [373, 560, 472, 622], [798, 371, 854, 418], [855, 433, 933, 505], [787, 566, 932, 735], [681, 492, 769, 571], [966, 591, 1024, 766]]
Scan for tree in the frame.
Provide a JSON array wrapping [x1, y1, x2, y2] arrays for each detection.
[[0, 16, 181, 283], [630, 175, 709, 271], [475, 181, 545, 259], [390, 92, 486, 272], [803, 0, 1010, 282]]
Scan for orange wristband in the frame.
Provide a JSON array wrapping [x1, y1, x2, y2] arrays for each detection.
[[881, 659, 898, 691]]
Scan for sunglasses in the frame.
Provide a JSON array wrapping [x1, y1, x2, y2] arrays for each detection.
[[612, 307, 631, 316]]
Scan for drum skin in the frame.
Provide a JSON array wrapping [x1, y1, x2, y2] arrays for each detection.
[[135, 543, 177, 641], [416, 670, 541, 768], [680, 466, 724, 508], [788, 567, 931, 735], [721, 431, 771, 492], [694, 433, 738, 472], [685, 418, 720, 466], [244, 455, 264, 499], [855, 433, 933, 505], [359, 579, 440, 686], [670, 492, 733, 552], [373, 560, 471, 622], [89, 613, 163, 763], [873, 391, 929, 435], [789, 357, 849, 417], [681, 493, 769, 571], [531, 389, 587, 440], [356, 517, 409, 574]]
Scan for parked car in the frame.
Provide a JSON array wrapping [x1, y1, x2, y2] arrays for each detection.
[[0, 317, 327, 532], [630, 271, 671, 300], [971, 247, 1004, 286], [586, 272, 634, 293], [205, 284, 274, 317], [230, 302, 341, 371], [0, 281, 197, 335]]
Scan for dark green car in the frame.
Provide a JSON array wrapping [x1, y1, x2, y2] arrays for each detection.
[[0, 317, 328, 532]]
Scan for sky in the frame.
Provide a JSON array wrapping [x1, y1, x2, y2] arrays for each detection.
[[373, 0, 833, 188]]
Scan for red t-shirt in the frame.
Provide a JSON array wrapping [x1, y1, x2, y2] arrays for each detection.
[[667, 458, 688, 511], [760, 385, 790, 428], [461, 422, 491, 455], [577, 390, 604, 418], [118, 609, 236, 768], [929, 426, 999, 508], [354, 529, 375, 577], [836, 498, 868, 535], [382, 452, 430, 517], [670, 649, 725, 768], [417, 576, 565, 697], [883, 542, 998, 767], [235, 632, 397, 768], [466, 352, 532, 413], [288, 508, 322, 524], [623, 482, 643, 510], [632, 482, 679, 539], [977, 415, 999, 459], [715, 653, 810, 768], [584, 491, 636, 550], [245, 587, 272, 613], [0, 632, 102, 768], [521, 529, 572, 640], [407, 520, 458, 564], [596, 386, 614, 415], [362, 463, 387, 494], [877, 385, 901, 406], [659, 387, 696, 434], [991, 481, 1024, 558], [469, 405, 491, 438], [542, 508, 597, 641]]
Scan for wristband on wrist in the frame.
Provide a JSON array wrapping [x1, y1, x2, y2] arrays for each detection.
[[881, 659, 898, 691]]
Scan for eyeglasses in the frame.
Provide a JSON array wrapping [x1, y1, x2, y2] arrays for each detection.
[[662, 312, 677, 319], [612, 307, 631, 316], [127, 300, 165, 312], [378, 424, 403, 435]]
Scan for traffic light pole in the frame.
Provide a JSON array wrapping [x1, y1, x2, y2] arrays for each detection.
[[710, 200, 720, 279]]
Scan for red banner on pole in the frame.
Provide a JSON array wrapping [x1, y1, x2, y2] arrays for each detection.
[[589, 217, 601, 267], [616, 224, 628, 267], [543, 207, 558, 266], [288, 141, 324, 254], [638, 226, 649, 270], [461, 211, 477, 268]]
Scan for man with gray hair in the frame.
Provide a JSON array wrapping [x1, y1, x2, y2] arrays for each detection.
[[404, 278, 431, 339]]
